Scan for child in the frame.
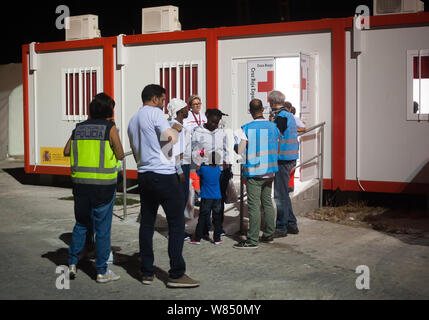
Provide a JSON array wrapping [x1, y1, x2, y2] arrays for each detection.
[[190, 152, 223, 245]]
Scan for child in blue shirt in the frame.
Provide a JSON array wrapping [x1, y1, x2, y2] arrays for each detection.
[[190, 152, 223, 245]]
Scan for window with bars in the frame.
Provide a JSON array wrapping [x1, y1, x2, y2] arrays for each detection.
[[62, 68, 100, 121], [156, 62, 201, 113], [407, 50, 429, 121]]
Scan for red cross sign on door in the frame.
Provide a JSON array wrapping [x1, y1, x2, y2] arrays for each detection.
[[258, 70, 274, 102], [301, 66, 307, 103]]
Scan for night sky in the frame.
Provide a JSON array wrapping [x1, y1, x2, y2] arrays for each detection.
[[2, 0, 428, 64]]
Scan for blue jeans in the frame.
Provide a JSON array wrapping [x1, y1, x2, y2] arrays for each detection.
[[138, 172, 186, 279], [274, 161, 297, 232], [69, 192, 115, 275]]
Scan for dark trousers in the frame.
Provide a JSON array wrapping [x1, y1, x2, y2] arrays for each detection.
[[180, 164, 191, 213], [205, 168, 231, 231], [195, 199, 222, 242], [138, 172, 186, 279], [274, 160, 298, 232]]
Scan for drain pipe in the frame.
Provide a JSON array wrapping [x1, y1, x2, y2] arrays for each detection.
[[353, 14, 366, 192], [356, 53, 365, 192]]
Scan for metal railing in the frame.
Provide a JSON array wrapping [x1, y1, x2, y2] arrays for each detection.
[[294, 121, 326, 209], [119, 150, 138, 219]]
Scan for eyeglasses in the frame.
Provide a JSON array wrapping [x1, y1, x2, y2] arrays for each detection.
[[192, 103, 202, 106]]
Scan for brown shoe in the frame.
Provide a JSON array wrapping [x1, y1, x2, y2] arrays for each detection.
[[167, 274, 200, 288], [274, 230, 288, 238]]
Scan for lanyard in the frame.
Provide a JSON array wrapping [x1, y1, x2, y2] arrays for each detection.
[[192, 112, 202, 126]]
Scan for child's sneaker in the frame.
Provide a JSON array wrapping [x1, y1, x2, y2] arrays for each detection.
[[96, 270, 120, 283], [189, 239, 200, 245], [214, 239, 222, 245]]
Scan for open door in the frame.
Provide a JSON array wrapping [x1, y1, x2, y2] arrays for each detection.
[[231, 58, 275, 174], [299, 52, 318, 182]]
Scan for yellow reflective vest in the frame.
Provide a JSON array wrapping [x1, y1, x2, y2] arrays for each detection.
[[70, 120, 120, 186]]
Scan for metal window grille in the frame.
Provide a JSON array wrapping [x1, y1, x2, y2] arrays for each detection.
[[62, 68, 99, 121], [157, 62, 199, 113]]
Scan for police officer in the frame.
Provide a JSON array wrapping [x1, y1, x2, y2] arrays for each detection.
[[64, 93, 124, 283]]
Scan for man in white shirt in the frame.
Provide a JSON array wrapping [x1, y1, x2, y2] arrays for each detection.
[[168, 98, 192, 181], [283, 102, 305, 132], [191, 109, 230, 168], [167, 98, 193, 240], [128, 84, 199, 288], [192, 108, 230, 236]]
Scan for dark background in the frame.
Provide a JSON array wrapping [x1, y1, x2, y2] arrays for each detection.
[[1, 0, 428, 64]]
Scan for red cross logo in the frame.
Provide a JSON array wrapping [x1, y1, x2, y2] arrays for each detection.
[[301, 66, 307, 102], [258, 70, 274, 102]]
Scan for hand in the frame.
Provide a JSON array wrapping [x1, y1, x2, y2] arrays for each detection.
[[179, 174, 186, 183], [172, 123, 182, 132]]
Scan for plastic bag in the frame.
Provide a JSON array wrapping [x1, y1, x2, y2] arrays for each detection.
[[184, 182, 195, 219], [224, 179, 238, 204]]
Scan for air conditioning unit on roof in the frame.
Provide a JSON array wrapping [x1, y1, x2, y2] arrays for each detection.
[[374, 0, 424, 15], [142, 5, 181, 34], [65, 15, 101, 41]]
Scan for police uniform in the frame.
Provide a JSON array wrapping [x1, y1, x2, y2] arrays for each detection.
[[68, 119, 120, 276]]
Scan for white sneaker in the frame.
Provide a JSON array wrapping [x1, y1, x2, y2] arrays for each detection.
[[69, 265, 77, 279], [96, 270, 120, 283]]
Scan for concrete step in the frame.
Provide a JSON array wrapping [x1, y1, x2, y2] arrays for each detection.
[[290, 178, 320, 217]]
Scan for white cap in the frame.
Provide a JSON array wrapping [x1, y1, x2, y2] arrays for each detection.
[[167, 98, 187, 119]]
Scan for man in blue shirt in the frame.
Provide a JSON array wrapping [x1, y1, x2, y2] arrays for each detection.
[[128, 84, 200, 288]]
